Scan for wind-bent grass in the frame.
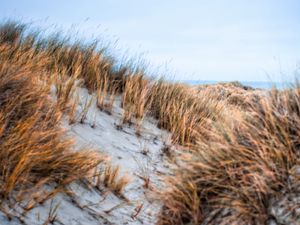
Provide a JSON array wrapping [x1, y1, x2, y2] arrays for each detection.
[[3, 20, 300, 225], [0, 48, 104, 205], [0, 21, 222, 146], [0, 21, 130, 219], [158, 85, 300, 225], [149, 81, 224, 145], [121, 77, 224, 143]]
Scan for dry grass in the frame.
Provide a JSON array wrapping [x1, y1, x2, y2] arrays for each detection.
[[0, 21, 223, 147], [158, 85, 300, 225], [79, 94, 95, 124], [96, 72, 119, 114], [121, 73, 153, 135], [0, 46, 103, 203], [95, 165, 131, 196], [121, 77, 224, 144], [195, 81, 262, 110], [149, 81, 224, 145], [42, 200, 60, 225], [0, 20, 124, 93], [2, 20, 300, 225], [0, 21, 131, 218]]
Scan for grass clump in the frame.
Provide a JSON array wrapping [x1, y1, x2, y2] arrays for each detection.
[[121, 72, 153, 135], [150, 81, 224, 145], [98, 165, 131, 196], [0, 49, 103, 203], [158, 85, 300, 225]]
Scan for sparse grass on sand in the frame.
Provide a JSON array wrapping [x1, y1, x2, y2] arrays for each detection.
[[1, 20, 300, 225], [0, 43, 104, 208], [0, 21, 130, 219]]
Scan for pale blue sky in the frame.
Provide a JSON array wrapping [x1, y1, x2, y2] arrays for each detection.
[[1, 0, 300, 82]]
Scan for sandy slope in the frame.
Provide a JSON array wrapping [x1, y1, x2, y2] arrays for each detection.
[[0, 87, 173, 225]]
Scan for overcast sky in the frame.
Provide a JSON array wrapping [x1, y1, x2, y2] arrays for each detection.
[[1, 0, 300, 82]]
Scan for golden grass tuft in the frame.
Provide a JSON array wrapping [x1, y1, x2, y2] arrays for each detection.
[[158, 85, 300, 225], [0, 51, 104, 202], [149, 81, 224, 145], [121, 73, 153, 135], [95, 164, 131, 196]]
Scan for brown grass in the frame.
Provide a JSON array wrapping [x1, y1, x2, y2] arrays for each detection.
[[0, 46, 103, 203], [121, 76, 225, 144], [2, 20, 299, 225], [158, 85, 300, 225], [195, 81, 262, 110], [95, 165, 131, 196], [0, 21, 130, 218], [150, 81, 224, 145], [0, 21, 223, 147], [121, 73, 153, 135]]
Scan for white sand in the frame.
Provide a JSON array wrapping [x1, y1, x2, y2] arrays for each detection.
[[0, 87, 173, 225]]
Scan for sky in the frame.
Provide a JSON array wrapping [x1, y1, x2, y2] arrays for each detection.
[[1, 0, 300, 82]]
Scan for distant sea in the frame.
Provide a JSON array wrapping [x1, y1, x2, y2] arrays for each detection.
[[183, 80, 289, 89]]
